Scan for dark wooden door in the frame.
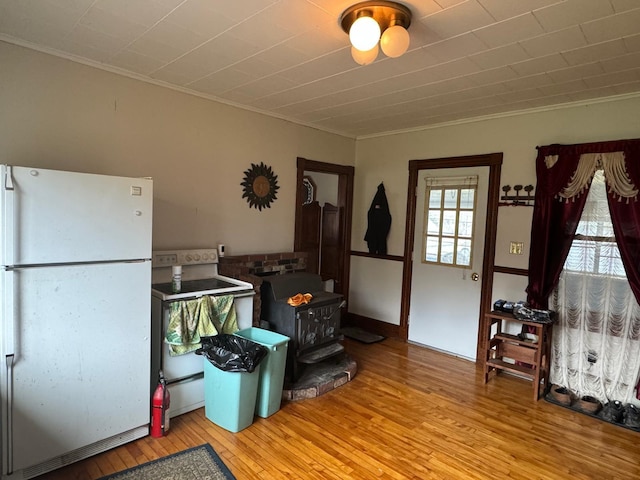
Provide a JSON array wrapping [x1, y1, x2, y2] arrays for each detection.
[[320, 203, 342, 282], [299, 201, 321, 274]]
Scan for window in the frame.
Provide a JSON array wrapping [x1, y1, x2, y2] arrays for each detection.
[[422, 176, 477, 267], [564, 170, 626, 277], [552, 169, 640, 403]]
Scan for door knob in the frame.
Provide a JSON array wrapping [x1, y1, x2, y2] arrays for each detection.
[[471, 272, 479, 281]]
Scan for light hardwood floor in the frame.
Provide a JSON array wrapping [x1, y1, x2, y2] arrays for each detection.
[[37, 338, 639, 479]]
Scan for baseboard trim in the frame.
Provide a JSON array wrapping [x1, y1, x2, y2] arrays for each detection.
[[344, 313, 400, 339]]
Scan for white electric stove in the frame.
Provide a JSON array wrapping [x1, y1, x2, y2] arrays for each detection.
[[150, 248, 255, 417]]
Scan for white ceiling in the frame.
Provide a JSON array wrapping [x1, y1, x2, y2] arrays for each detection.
[[2, 0, 640, 138]]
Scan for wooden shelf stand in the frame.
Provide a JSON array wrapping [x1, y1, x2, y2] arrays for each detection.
[[483, 311, 553, 401]]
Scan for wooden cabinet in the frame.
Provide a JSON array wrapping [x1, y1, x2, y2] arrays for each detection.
[[483, 311, 553, 401]]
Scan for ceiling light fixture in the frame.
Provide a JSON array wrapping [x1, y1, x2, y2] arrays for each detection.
[[340, 1, 412, 65]]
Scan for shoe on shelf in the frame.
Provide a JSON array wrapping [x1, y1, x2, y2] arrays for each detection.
[[623, 403, 640, 429], [600, 400, 624, 423]]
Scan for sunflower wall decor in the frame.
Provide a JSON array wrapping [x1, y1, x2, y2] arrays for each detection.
[[240, 162, 280, 211]]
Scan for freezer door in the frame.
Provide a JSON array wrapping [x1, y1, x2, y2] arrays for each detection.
[[0, 165, 152, 265], [0, 261, 151, 474]]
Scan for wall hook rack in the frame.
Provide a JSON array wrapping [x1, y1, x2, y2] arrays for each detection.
[[500, 184, 535, 206]]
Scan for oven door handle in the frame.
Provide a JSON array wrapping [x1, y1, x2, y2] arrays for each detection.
[[162, 290, 255, 303], [232, 291, 255, 299]]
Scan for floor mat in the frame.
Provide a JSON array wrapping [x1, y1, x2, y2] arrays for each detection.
[[341, 327, 385, 344], [97, 444, 235, 480]]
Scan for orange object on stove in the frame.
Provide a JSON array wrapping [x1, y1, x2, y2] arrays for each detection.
[[287, 293, 313, 306]]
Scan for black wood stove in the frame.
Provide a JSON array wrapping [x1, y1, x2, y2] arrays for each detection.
[[260, 273, 345, 381]]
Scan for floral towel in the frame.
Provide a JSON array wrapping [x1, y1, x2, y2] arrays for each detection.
[[165, 295, 238, 356]]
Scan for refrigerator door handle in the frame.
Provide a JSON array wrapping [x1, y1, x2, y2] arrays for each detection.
[[5, 353, 15, 474], [4, 165, 14, 190], [3, 270, 15, 356], [2, 165, 15, 267]]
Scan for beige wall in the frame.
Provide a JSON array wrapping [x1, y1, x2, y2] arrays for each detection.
[[0, 41, 355, 255], [350, 94, 640, 324], [4, 40, 640, 330]]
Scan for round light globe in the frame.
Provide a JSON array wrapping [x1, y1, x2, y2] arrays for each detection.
[[349, 16, 381, 52], [351, 44, 379, 65], [380, 25, 410, 58]]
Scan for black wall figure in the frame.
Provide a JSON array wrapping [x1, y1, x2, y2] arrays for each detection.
[[364, 183, 392, 255]]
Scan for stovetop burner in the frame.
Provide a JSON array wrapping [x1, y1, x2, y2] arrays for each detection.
[[151, 249, 254, 302], [152, 278, 240, 295]]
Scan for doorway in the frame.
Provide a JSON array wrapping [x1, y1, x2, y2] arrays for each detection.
[[401, 153, 502, 362], [409, 167, 489, 359], [294, 157, 354, 300]]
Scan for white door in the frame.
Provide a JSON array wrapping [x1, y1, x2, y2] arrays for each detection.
[[408, 167, 489, 360]]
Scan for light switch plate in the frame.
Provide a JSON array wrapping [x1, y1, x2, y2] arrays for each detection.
[[509, 241, 524, 255]]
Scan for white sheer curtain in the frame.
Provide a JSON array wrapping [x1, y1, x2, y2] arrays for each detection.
[[551, 170, 640, 403]]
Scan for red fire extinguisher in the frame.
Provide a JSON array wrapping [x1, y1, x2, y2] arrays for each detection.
[[151, 370, 170, 438]]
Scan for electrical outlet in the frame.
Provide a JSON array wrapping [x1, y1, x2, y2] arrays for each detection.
[[509, 241, 524, 255]]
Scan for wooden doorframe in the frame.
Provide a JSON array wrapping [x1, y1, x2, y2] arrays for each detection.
[[401, 153, 502, 362], [295, 157, 355, 302]]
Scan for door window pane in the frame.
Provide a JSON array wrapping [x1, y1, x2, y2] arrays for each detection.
[[458, 211, 474, 237], [442, 210, 457, 236], [443, 189, 458, 208], [427, 210, 441, 235], [441, 237, 455, 264], [425, 236, 440, 262], [457, 239, 472, 266], [429, 190, 442, 208], [460, 189, 475, 209]]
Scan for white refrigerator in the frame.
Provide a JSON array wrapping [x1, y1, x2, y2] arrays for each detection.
[[0, 165, 153, 479]]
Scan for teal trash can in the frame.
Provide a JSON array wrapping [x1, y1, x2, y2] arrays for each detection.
[[200, 335, 267, 433], [203, 360, 261, 432], [234, 327, 289, 418]]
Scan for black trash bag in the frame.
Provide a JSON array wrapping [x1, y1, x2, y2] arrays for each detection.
[[195, 334, 268, 373]]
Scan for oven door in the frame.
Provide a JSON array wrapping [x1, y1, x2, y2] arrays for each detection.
[[159, 299, 204, 383], [151, 289, 255, 417], [158, 290, 255, 383]]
